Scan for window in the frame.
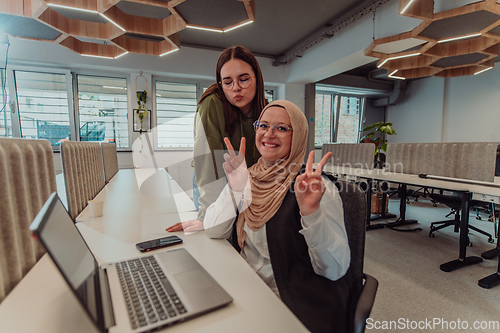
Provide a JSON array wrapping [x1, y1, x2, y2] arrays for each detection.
[[0, 69, 11, 137], [314, 87, 365, 147], [14, 71, 71, 146], [337, 96, 364, 143], [314, 93, 336, 147], [77, 75, 129, 148], [156, 81, 197, 148], [265, 89, 275, 102]]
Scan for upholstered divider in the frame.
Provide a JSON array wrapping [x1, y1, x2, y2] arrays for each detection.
[[61, 141, 105, 220], [322, 143, 376, 170], [0, 138, 56, 303], [386, 142, 499, 182], [101, 142, 119, 183]]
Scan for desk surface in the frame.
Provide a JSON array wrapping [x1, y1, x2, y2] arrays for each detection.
[[0, 169, 307, 333], [75, 169, 197, 222], [325, 166, 500, 199]]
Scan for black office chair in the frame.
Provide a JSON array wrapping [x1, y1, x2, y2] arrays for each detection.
[[327, 176, 379, 333], [428, 191, 494, 245]]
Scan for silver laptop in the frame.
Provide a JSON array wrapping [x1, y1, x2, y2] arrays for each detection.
[[30, 192, 233, 332]]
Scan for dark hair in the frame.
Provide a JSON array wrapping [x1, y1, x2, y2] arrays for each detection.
[[199, 45, 268, 136]]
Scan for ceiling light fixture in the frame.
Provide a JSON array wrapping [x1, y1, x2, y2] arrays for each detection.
[[388, 69, 406, 80], [437, 33, 481, 44], [114, 51, 129, 59], [81, 54, 114, 59], [377, 52, 421, 68], [186, 25, 223, 33], [47, 3, 98, 14], [474, 67, 493, 75], [103, 86, 126, 89], [160, 48, 179, 57], [99, 13, 126, 32], [400, 0, 416, 14], [223, 20, 253, 33]]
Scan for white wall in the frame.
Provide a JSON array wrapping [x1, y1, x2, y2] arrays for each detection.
[[387, 66, 500, 144], [444, 67, 500, 142], [7, 38, 287, 85], [387, 77, 445, 143]]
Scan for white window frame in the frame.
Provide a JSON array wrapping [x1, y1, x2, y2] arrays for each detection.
[[315, 86, 366, 147], [8, 65, 74, 147], [73, 71, 131, 150]]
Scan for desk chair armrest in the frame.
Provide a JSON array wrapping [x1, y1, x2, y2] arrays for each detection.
[[354, 273, 379, 333]]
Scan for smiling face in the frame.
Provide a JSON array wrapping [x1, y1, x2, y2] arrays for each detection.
[[220, 58, 257, 116], [256, 106, 293, 164]]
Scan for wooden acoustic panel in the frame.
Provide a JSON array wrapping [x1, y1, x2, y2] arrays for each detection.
[[60, 35, 124, 57], [0, 0, 255, 58], [365, 0, 500, 79]]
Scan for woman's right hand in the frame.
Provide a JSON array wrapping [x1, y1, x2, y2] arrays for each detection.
[[223, 137, 248, 192], [166, 220, 204, 233]]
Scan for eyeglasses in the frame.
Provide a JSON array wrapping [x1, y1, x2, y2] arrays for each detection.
[[253, 121, 293, 137], [220, 75, 255, 90]]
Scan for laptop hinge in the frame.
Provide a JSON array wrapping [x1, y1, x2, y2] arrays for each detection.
[[99, 267, 116, 330]]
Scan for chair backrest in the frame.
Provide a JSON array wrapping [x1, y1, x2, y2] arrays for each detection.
[[61, 141, 105, 220], [386, 142, 499, 182], [333, 179, 367, 291], [322, 143, 376, 170], [101, 142, 119, 183], [0, 138, 56, 302]]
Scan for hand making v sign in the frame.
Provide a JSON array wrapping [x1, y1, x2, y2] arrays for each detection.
[[223, 137, 248, 192], [294, 151, 333, 216]]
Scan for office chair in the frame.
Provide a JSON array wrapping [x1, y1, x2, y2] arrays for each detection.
[[326, 176, 379, 333], [0, 138, 56, 302], [428, 191, 494, 246]]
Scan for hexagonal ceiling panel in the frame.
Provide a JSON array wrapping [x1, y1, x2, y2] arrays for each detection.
[[418, 10, 500, 41], [0, 13, 61, 41], [175, 0, 248, 29], [365, 0, 500, 79], [0, 0, 255, 59]]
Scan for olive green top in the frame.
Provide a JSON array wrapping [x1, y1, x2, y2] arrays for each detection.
[[193, 93, 261, 221]]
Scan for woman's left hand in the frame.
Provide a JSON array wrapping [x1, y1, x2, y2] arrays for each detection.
[[294, 151, 332, 216]]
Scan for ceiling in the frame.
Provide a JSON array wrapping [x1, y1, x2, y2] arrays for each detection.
[[177, 0, 381, 58], [0, 0, 387, 66]]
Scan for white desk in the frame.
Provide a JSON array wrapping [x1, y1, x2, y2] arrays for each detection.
[[0, 169, 308, 332], [325, 166, 500, 276], [75, 169, 196, 222]]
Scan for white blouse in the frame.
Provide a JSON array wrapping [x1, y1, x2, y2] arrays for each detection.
[[203, 176, 351, 296]]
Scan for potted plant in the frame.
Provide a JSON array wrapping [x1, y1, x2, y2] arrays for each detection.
[[136, 90, 148, 134], [360, 121, 397, 169], [360, 121, 396, 154], [360, 121, 397, 215]]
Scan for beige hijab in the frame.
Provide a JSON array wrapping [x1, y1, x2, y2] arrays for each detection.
[[236, 100, 308, 248]]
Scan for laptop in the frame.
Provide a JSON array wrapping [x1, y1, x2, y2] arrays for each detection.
[[30, 192, 233, 332]]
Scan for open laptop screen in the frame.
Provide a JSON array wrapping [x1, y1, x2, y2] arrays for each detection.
[[30, 193, 100, 325]]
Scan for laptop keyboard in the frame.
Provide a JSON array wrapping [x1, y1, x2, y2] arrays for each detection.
[[116, 256, 187, 329]]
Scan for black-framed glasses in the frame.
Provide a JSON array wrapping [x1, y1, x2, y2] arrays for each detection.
[[220, 75, 255, 90], [253, 121, 293, 137]]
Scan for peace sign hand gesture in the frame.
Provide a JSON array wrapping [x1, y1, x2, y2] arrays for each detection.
[[223, 137, 248, 192], [294, 151, 333, 216]]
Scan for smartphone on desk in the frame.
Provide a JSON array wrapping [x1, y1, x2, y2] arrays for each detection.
[[136, 235, 183, 252]]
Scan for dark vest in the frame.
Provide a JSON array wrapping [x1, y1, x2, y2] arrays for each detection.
[[232, 176, 352, 333]]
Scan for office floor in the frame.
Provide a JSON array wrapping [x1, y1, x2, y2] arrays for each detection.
[[364, 195, 500, 333]]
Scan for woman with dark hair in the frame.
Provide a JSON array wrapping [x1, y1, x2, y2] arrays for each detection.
[[167, 45, 268, 233]]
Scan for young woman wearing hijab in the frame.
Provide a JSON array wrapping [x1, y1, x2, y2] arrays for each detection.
[[203, 100, 352, 333], [166, 45, 268, 233]]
